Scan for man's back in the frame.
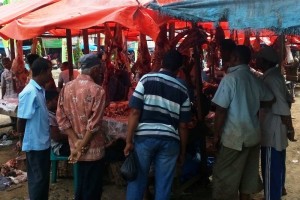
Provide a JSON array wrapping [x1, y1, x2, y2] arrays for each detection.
[[57, 74, 106, 161], [18, 80, 50, 151], [129, 71, 191, 140], [212, 64, 273, 150], [59, 69, 79, 84]]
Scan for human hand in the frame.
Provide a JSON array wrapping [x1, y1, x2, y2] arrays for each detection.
[[213, 135, 221, 151], [74, 139, 83, 149], [16, 140, 22, 154], [74, 139, 89, 154], [68, 149, 81, 164], [177, 152, 185, 167], [287, 128, 297, 142], [123, 142, 134, 156]]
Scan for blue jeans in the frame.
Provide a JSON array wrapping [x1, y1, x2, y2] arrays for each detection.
[[126, 136, 180, 200]]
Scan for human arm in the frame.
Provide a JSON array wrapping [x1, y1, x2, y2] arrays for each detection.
[[1, 75, 6, 99], [260, 97, 276, 108], [16, 118, 27, 150], [16, 90, 36, 149], [213, 104, 228, 149], [57, 73, 64, 90], [50, 125, 68, 143], [66, 128, 94, 164], [124, 108, 141, 156], [281, 115, 296, 141]]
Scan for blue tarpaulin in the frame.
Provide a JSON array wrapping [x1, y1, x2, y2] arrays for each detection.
[[0, 41, 31, 50], [79, 44, 97, 51], [149, 0, 300, 33]]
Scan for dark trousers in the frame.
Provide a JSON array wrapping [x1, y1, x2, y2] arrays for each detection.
[[75, 159, 105, 200], [261, 147, 286, 200], [26, 148, 51, 200]]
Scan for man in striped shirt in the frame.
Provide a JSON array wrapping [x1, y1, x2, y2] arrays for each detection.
[[124, 49, 191, 200]]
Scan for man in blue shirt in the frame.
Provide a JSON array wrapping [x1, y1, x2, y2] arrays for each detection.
[[17, 58, 53, 200], [124, 49, 191, 200]]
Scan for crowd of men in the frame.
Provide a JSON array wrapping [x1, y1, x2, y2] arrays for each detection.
[[3, 39, 296, 200]]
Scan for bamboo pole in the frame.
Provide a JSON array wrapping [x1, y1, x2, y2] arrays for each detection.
[[97, 33, 101, 53], [66, 29, 73, 81]]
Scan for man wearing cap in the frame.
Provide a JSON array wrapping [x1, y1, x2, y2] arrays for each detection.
[[256, 46, 296, 200], [56, 53, 106, 200], [212, 45, 274, 200]]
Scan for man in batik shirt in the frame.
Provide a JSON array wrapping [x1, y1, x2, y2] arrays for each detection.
[[56, 54, 106, 200]]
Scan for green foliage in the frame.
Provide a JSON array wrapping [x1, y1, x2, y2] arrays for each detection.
[[73, 39, 83, 68], [3, 0, 10, 5], [36, 41, 42, 57]]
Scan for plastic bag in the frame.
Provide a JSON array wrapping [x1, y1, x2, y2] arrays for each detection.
[[120, 151, 137, 181]]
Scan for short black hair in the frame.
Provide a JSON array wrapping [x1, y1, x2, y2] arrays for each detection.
[[162, 49, 183, 72], [62, 61, 68, 66], [45, 90, 59, 102], [220, 39, 236, 52], [26, 54, 40, 66], [31, 58, 51, 77], [232, 45, 252, 64]]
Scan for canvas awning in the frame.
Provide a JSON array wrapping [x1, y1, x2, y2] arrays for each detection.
[[0, 0, 60, 26], [0, 0, 170, 41]]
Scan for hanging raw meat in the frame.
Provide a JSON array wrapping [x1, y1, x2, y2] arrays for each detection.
[[113, 24, 130, 70], [132, 33, 151, 76], [252, 32, 261, 52], [215, 26, 225, 46], [31, 38, 38, 54], [104, 23, 114, 65], [243, 29, 251, 47], [11, 40, 28, 94], [230, 29, 235, 41], [177, 28, 207, 56], [152, 24, 170, 72]]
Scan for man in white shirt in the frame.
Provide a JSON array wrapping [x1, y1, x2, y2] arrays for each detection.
[[57, 61, 79, 90], [256, 46, 296, 200], [212, 45, 274, 200], [1, 57, 17, 99]]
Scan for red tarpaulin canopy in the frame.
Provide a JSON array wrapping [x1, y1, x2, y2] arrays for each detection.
[[0, 0, 170, 41], [0, 0, 61, 26]]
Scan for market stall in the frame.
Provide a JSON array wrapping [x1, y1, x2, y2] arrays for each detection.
[[0, 99, 18, 128]]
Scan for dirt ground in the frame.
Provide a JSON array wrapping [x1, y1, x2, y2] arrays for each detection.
[[0, 74, 299, 199]]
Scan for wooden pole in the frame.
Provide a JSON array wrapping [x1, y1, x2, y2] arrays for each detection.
[[82, 29, 89, 54], [279, 34, 285, 74], [66, 29, 73, 81], [192, 24, 203, 122], [192, 23, 208, 187], [97, 33, 101, 53]]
